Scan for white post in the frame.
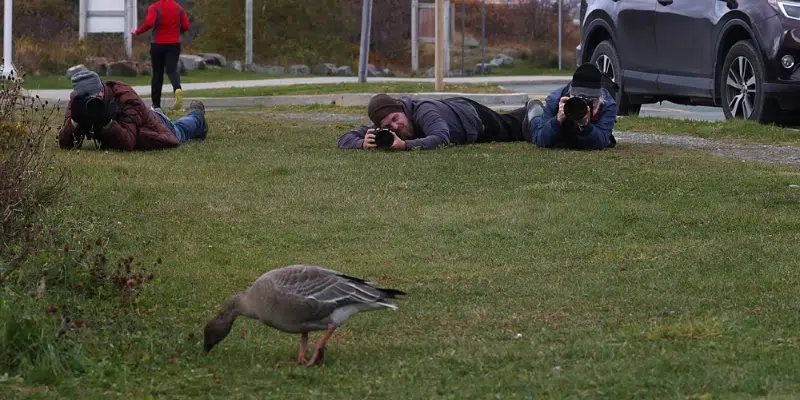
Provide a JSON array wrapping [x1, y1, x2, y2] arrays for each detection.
[[2, 0, 14, 79], [245, 0, 253, 68], [411, 0, 418, 73], [79, 0, 87, 40]]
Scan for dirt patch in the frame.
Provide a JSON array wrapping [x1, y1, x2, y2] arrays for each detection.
[[616, 131, 800, 166]]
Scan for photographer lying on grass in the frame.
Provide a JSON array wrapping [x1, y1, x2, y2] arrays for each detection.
[[57, 71, 208, 151], [336, 92, 532, 151], [525, 63, 618, 150]]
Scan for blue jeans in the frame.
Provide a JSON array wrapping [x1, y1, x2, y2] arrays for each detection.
[[152, 109, 205, 143]]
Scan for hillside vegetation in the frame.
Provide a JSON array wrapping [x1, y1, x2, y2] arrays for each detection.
[[2, 0, 579, 76]]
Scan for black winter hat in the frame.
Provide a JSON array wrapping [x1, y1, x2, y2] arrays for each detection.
[[570, 63, 602, 98], [367, 94, 404, 127]]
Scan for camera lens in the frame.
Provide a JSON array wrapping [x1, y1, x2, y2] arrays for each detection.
[[564, 97, 590, 122], [374, 129, 394, 149]]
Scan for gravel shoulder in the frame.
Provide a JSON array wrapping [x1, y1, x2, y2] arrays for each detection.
[[246, 111, 800, 167]]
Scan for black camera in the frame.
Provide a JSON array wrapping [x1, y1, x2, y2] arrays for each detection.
[[70, 95, 108, 148], [373, 128, 395, 149], [563, 96, 594, 123]]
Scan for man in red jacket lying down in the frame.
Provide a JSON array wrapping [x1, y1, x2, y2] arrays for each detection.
[[57, 71, 208, 151]]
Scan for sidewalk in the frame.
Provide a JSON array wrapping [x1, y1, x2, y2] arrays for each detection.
[[26, 75, 570, 109]]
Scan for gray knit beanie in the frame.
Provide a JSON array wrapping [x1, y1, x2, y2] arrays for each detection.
[[71, 70, 104, 97]]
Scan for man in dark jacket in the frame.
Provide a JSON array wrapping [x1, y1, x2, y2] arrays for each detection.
[[58, 70, 208, 151], [526, 63, 617, 150], [336, 94, 531, 151]]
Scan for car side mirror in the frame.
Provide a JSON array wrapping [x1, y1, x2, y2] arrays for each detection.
[[718, 0, 738, 9]]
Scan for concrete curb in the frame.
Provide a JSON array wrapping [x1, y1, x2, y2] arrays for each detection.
[[25, 75, 570, 104], [42, 92, 533, 110]]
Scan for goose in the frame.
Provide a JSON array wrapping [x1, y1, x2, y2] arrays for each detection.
[[203, 264, 406, 366]]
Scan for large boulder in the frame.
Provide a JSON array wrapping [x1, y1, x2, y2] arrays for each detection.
[[226, 60, 243, 72], [335, 65, 354, 76], [198, 53, 227, 67], [179, 54, 207, 73], [86, 56, 111, 76], [290, 64, 310, 75], [108, 60, 139, 77], [314, 63, 337, 76]]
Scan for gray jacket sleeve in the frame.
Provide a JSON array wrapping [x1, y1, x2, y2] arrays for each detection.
[[337, 125, 372, 149], [403, 103, 450, 150]]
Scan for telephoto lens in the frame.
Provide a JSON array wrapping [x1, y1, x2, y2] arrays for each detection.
[[564, 96, 593, 122], [374, 128, 395, 149]]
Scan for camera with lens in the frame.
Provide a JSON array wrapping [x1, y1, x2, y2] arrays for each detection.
[[563, 95, 594, 123], [373, 128, 395, 149], [70, 94, 110, 148]]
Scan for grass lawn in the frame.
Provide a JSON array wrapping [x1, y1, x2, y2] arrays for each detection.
[[170, 82, 513, 98], [20, 64, 571, 91], [20, 68, 298, 90], [6, 109, 800, 398]]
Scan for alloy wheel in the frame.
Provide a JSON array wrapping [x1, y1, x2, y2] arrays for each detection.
[[725, 56, 757, 119], [595, 55, 615, 81]]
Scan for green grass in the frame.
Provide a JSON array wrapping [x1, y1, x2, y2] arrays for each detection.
[[20, 68, 298, 90], [7, 109, 800, 398], [21, 63, 572, 91], [173, 82, 512, 98]]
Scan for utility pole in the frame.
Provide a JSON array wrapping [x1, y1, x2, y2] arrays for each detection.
[[2, 0, 14, 79], [245, 0, 253, 68], [435, 0, 444, 90], [460, 0, 465, 75], [411, 0, 418, 73], [558, 0, 563, 70], [357, 0, 373, 83], [481, 0, 486, 75]]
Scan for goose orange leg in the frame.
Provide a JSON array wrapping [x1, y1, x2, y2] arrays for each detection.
[[295, 332, 309, 364], [306, 324, 337, 366]]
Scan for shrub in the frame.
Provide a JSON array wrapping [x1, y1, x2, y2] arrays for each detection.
[[0, 67, 66, 269], [0, 65, 158, 385]]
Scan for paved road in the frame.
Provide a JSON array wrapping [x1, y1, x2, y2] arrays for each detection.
[[506, 83, 727, 122]]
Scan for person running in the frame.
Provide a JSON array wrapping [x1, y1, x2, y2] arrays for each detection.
[[131, 0, 190, 111]]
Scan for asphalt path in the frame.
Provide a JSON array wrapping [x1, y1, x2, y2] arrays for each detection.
[[505, 83, 727, 122]]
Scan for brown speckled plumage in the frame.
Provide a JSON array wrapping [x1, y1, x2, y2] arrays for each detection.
[[203, 264, 405, 366]]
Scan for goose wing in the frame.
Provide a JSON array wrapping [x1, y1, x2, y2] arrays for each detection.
[[269, 265, 390, 309]]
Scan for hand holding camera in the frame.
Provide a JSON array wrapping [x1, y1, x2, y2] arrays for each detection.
[[558, 95, 593, 130], [364, 128, 403, 150]]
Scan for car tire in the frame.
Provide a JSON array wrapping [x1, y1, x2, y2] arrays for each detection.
[[590, 40, 641, 116], [720, 40, 774, 123]]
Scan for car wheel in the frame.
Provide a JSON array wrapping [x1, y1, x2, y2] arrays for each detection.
[[720, 40, 773, 123], [590, 40, 641, 116]]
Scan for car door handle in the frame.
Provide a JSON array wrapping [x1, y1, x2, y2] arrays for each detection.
[[658, 0, 673, 5]]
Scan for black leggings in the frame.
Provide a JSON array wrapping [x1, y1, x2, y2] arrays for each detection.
[[457, 97, 530, 142], [150, 43, 182, 109]]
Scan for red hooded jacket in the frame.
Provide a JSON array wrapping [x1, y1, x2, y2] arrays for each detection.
[[133, 0, 190, 44]]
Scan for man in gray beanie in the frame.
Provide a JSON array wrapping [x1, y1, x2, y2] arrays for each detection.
[[71, 70, 105, 98], [58, 71, 209, 151]]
